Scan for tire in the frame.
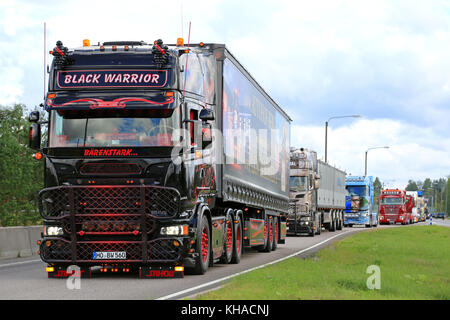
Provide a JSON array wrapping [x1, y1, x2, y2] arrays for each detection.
[[330, 216, 336, 232], [192, 215, 210, 275], [272, 216, 279, 250], [220, 212, 233, 264], [231, 213, 243, 264], [337, 213, 343, 230], [315, 216, 322, 235], [259, 215, 273, 252]]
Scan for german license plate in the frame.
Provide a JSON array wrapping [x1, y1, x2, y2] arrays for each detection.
[[93, 251, 126, 260]]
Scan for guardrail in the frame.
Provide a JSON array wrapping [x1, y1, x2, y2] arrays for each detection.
[[0, 226, 42, 259]]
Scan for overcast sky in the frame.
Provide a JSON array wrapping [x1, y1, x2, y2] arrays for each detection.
[[1, 0, 449, 188]]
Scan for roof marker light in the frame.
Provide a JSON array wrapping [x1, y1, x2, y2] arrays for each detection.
[[83, 39, 90, 47], [177, 38, 184, 46]]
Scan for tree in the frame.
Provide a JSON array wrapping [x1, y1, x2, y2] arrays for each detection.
[[0, 104, 43, 226], [405, 180, 418, 191]]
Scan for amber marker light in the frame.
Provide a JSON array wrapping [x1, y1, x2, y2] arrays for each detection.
[[83, 39, 90, 47], [34, 152, 43, 160]]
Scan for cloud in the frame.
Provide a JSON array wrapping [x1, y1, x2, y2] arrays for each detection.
[[0, 0, 448, 187]]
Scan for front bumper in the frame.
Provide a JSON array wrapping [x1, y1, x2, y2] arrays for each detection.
[[287, 220, 314, 234], [38, 185, 189, 265], [344, 214, 370, 225], [39, 236, 188, 264]]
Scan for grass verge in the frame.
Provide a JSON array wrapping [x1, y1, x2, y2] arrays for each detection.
[[194, 225, 450, 300]]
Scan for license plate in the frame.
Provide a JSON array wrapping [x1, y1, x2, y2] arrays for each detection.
[[93, 251, 126, 260]]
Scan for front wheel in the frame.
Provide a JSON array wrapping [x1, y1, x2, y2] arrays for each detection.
[[191, 215, 210, 275]]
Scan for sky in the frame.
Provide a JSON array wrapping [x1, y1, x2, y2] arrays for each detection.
[[0, 0, 449, 188]]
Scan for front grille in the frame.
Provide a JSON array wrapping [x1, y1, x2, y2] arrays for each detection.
[[80, 162, 142, 175], [40, 238, 182, 263], [39, 185, 180, 219]]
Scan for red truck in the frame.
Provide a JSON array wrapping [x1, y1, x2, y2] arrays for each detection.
[[378, 189, 413, 225]]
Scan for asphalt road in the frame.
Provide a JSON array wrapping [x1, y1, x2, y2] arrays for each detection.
[[0, 222, 431, 300]]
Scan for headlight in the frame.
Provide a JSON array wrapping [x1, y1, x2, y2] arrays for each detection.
[[160, 225, 188, 236], [44, 226, 64, 236]]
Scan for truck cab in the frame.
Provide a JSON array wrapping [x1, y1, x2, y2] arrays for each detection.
[[379, 189, 409, 224], [288, 148, 321, 236], [344, 176, 377, 228]]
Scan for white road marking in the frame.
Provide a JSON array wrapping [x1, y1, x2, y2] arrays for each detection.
[[156, 230, 354, 300], [0, 259, 41, 269]]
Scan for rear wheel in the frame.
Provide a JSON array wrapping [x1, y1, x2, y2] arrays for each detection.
[[231, 214, 243, 264], [259, 215, 273, 252], [272, 217, 279, 250], [330, 216, 336, 231], [220, 212, 233, 264]]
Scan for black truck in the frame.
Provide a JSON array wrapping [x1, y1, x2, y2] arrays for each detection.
[[29, 39, 291, 278]]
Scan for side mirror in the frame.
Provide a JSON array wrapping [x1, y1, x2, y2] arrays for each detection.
[[29, 111, 40, 123], [29, 123, 41, 150], [199, 108, 215, 121], [314, 180, 319, 189], [315, 173, 321, 180]]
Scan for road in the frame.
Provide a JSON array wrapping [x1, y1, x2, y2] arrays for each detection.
[[0, 222, 430, 300]]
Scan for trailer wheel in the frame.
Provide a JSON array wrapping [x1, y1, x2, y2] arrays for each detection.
[[220, 212, 233, 264], [272, 216, 279, 250], [231, 214, 242, 264], [192, 215, 210, 275], [330, 216, 336, 232], [336, 213, 343, 230], [259, 215, 273, 252]]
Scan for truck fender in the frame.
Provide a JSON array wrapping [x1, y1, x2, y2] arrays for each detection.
[[191, 202, 212, 231]]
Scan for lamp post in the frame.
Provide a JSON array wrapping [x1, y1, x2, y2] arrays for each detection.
[[325, 115, 361, 163], [365, 146, 389, 176]]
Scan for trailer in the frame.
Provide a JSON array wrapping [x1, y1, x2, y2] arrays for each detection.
[[29, 39, 291, 278], [288, 148, 345, 236]]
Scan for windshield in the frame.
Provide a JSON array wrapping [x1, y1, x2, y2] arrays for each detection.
[[49, 108, 180, 147], [346, 186, 366, 197], [381, 197, 403, 205], [290, 176, 308, 192]]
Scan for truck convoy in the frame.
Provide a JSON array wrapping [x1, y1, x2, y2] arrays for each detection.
[[406, 191, 427, 222], [29, 39, 291, 278], [379, 189, 413, 225], [344, 176, 378, 228], [288, 148, 346, 236]]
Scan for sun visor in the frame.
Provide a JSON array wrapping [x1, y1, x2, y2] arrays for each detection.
[[45, 92, 175, 111]]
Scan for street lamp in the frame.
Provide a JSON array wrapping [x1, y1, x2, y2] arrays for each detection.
[[325, 115, 361, 163], [365, 146, 389, 176]]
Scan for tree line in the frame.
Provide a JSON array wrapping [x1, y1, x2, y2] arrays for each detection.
[[0, 104, 43, 226], [0, 104, 448, 226], [372, 176, 449, 216], [405, 177, 449, 215]]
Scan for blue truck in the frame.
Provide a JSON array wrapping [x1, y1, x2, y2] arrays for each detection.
[[344, 176, 378, 228]]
